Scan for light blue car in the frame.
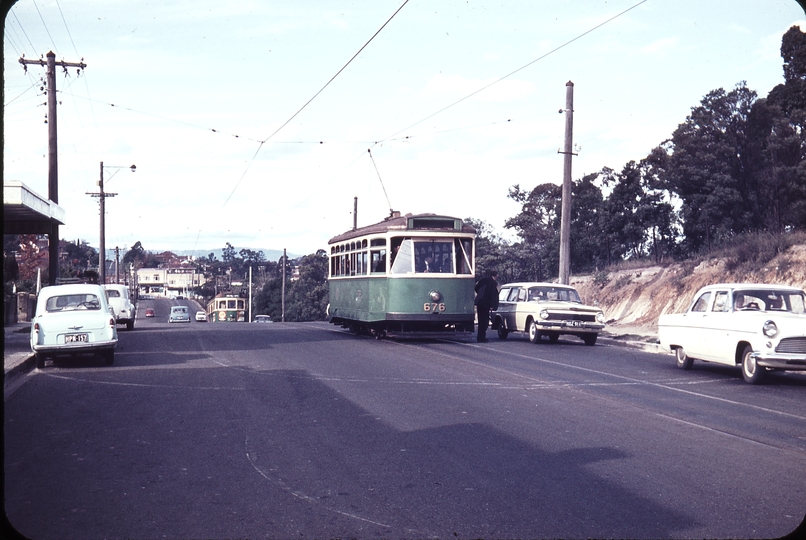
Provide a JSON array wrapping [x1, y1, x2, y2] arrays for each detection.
[[169, 306, 191, 323]]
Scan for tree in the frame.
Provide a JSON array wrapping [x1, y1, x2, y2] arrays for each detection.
[[658, 82, 759, 252]]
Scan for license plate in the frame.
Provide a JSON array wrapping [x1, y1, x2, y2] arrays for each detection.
[[65, 333, 88, 343]]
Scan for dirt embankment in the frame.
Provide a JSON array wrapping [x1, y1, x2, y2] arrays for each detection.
[[571, 244, 806, 340]]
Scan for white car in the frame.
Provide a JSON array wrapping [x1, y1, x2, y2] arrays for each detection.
[[195, 310, 207, 322], [30, 283, 118, 368], [103, 283, 136, 330], [491, 282, 605, 346], [658, 283, 806, 384]]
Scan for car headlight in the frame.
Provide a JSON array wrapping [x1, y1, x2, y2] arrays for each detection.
[[596, 312, 605, 323], [762, 320, 778, 338], [540, 310, 549, 320]]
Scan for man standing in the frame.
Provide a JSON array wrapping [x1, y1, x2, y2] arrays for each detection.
[[474, 270, 499, 343]]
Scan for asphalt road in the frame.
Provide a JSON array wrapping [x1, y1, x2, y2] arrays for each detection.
[[4, 306, 805, 539]]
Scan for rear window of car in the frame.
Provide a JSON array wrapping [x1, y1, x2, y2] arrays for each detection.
[[45, 294, 102, 312], [171, 307, 187, 313], [106, 289, 121, 298]]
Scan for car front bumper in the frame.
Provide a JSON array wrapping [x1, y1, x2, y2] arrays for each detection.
[[752, 352, 806, 371], [536, 321, 604, 333]]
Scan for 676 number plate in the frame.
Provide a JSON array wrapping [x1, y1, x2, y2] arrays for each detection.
[[65, 333, 88, 343]]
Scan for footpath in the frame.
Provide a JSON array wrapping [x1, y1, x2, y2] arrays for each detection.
[[4, 322, 37, 396]]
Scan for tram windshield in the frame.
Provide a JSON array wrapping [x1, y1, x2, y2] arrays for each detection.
[[389, 238, 472, 274]]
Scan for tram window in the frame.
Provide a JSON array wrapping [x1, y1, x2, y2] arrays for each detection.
[[390, 239, 413, 274], [362, 239, 367, 248], [370, 238, 386, 247], [414, 240, 454, 273], [227, 300, 237, 309], [359, 251, 367, 275], [371, 249, 386, 273], [455, 239, 473, 275]]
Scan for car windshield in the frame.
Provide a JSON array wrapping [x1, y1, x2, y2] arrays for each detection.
[[527, 286, 581, 303], [45, 294, 102, 312], [734, 289, 806, 313]]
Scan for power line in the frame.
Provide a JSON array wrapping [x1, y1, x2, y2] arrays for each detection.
[[378, 0, 650, 144], [220, 0, 412, 208]]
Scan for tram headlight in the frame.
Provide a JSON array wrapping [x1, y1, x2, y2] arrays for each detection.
[[429, 290, 442, 302]]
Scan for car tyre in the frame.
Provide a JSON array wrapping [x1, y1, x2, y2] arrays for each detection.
[[582, 334, 597, 347], [528, 320, 541, 344], [497, 325, 509, 340], [126, 320, 134, 331], [675, 347, 693, 370], [35, 353, 46, 369], [741, 345, 764, 384], [548, 332, 560, 344], [104, 349, 114, 366]]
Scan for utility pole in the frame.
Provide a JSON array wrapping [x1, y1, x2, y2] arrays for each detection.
[[87, 162, 117, 284], [558, 81, 576, 285], [115, 247, 120, 284], [281, 249, 287, 323], [19, 52, 87, 285], [87, 163, 135, 284]]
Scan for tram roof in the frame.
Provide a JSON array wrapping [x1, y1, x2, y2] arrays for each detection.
[[328, 212, 475, 244]]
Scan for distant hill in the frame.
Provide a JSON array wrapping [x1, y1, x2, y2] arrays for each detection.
[[172, 248, 300, 262]]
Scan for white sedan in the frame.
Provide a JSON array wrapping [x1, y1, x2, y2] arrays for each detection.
[[30, 283, 118, 368], [658, 283, 806, 383]]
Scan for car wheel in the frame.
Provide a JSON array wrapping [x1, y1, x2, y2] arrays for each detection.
[[35, 353, 46, 369], [675, 347, 693, 370], [104, 349, 114, 366], [528, 320, 541, 344], [497, 325, 509, 340], [126, 320, 134, 331], [548, 332, 560, 344], [741, 345, 764, 384], [582, 334, 597, 346]]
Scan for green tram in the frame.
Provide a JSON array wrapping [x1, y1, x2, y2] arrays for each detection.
[[206, 294, 246, 322], [327, 212, 476, 338]]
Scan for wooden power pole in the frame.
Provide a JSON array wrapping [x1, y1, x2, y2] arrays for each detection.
[[558, 81, 575, 285], [19, 52, 87, 285]]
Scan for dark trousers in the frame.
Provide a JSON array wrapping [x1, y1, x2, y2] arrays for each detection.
[[477, 305, 491, 341]]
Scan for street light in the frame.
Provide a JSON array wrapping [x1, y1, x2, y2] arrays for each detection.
[[86, 162, 136, 284]]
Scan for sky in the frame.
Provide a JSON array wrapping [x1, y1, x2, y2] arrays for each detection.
[[4, 0, 805, 259]]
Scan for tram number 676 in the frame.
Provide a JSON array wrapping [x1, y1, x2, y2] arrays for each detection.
[[423, 302, 446, 312]]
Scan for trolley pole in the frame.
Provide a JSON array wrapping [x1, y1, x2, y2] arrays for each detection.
[[558, 81, 576, 285], [19, 52, 87, 285]]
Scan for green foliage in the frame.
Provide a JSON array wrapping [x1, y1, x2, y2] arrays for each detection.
[[252, 250, 329, 322]]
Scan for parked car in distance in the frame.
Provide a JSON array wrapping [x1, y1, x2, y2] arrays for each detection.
[[103, 284, 136, 330], [254, 315, 273, 323], [491, 282, 605, 346], [658, 283, 806, 384], [195, 310, 207, 322], [30, 283, 118, 368], [145, 308, 155, 317], [169, 305, 191, 323]]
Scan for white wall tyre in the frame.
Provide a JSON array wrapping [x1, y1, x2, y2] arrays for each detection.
[[741, 345, 764, 384], [675, 347, 693, 370], [528, 320, 541, 344]]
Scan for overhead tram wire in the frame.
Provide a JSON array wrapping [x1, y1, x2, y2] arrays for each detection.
[[55, 0, 80, 59], [376, 0, 650, 145], [220, 0, 412, 209]]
